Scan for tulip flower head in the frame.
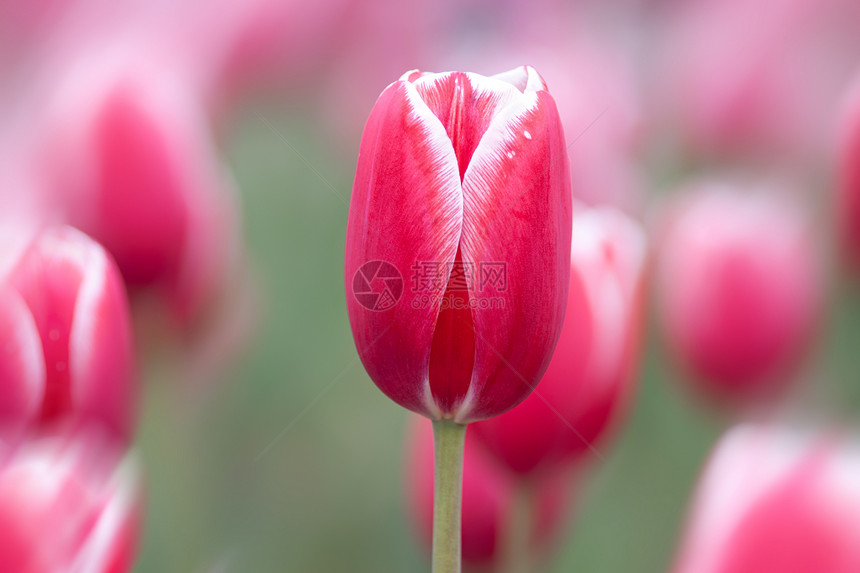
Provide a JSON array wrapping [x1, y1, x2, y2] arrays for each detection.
[[0, 226, 135, 443], [470, 207, 647, 476], [345, 66, 572, 423], [0, 431, 141, 573], [656, 183, 822, 404], [37, 54, 240, 325], [672, 423, 860, 573], [406, 417, 573, 571]]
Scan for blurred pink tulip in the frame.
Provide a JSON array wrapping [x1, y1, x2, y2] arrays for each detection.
[[406, 417, 573, 571], [470, 207, 647, 475], [171, 0, 352, 114], [36, 54, 240, 326], [658, 0, 858, 162], [838, 74, 860, 273], [0, 431, 141, 573], [0, 226, 135, 443], [656, 183, 823, 403], [672, 423, 860, 573], [345, 66, 572, 422]]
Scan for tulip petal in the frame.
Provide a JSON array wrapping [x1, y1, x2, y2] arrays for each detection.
[[345, 80, 462, 417], [0, 287, 45, 434], [410, 72, 523, 181], [456, 76, 572, 422], [12, 227, 135, 441]]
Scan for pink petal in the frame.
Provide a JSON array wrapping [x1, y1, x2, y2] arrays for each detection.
[[0, 287, 44, 438], [345, 79, 462, 417], [10, 227, 135, 442], [456, 70, 572, 421]]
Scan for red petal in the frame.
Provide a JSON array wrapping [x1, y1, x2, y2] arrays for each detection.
[[345, 80, 462, 417], [456, 75, 572, 421]]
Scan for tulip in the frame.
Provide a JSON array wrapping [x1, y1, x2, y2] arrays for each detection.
[[657, 0, 857, 163], [470, 207, 646, 477], [0, 430, 141, 573], [36, 54, 240, 326], [345, 66, 571, 423], [0, 226, 135, 443], [671, 423, 860, 573], [838, 74, 860, 273], [345, 66, 571, 572], [655, 182, 822, 404], [406, 417, 574, 572]]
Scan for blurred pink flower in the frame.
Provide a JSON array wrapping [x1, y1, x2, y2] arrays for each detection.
[[406, 416, 573, 571], [0, 226, 136, 444], [838, 73, 860, 273], [470, 207, 647, 476], [0, 430, 141, 573], [656, 182, 823, 404], [169, 0, 353, 114], [657, 0, 859, 163], [672, 423, 860, 573], [35, 54, 241, 327]]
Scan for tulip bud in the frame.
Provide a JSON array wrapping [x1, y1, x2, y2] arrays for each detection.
[[470, 207, 646, 475], [0, 226, 135, 443], [37, 54, 240, 325], [838, 74, 860, 273], [672, 423, 860, 573], [0, 430, 141, 573], [345, 66, 572, 423], [471, 207, 646, 473], [406, 417, 573, 571], [656, 183, 822, 403]]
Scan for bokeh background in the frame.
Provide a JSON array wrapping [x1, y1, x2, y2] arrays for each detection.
[[3, 0, 860, 571]]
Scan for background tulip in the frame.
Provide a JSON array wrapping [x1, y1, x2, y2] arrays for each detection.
[[345, 66, 572, 423], [470, 206, 647, 476], [656, 182, 823, 404], [671, 423, 860, 573], [0, 226, 135, 443], [35, 53, 241, 326], [0, 286, 43, 440], [0, 430, 141, 573], [656, 0, 858, 164], [406, 417, 574, 572], [838, 73, 860, 274]]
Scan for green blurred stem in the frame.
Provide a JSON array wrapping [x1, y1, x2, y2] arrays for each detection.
[[432, 419, 468, 573], [503, 480, 535, 573]]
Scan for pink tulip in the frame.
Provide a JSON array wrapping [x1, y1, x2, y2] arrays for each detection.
[[0, 226, 135, 443], [406, 417, 573, 571], [657, 0, 858, 163], [838, 74, 860, 273], [470, 207, 646, 475], [672, 423, 860, 573], [0, 430, 141, 573], [656, 183, 823, 403], [345, 66, 572, 423], [36, 54, 240, 325], [183, 0, 352, 112]]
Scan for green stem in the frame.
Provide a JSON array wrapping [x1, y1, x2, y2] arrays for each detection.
[[503, 480, 535, 573], [431, 419, 468, 573]]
